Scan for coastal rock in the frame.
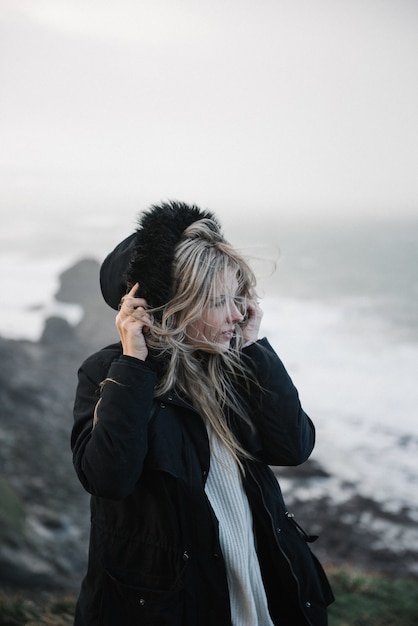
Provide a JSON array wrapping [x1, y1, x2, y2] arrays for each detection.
[[41, 316, 76, 345], [54, 257, 118, 350]]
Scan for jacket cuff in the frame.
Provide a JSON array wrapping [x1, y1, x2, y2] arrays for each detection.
[[118, 354, 156, 371], [242, 337, 270, 353]]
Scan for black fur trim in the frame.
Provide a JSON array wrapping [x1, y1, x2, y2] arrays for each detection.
[[100, 200, 220, 310]]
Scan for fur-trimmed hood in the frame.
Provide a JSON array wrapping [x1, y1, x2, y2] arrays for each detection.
[[100, 201, 220, 311]]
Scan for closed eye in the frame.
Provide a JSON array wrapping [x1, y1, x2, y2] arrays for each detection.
[[212, 296, 227, 308]]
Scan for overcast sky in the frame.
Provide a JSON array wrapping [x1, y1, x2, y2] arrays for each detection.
[[1, 0, 417, 222]]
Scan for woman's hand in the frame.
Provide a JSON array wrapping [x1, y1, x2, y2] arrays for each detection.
[[241, 298, 263, 346], [116, 283, 151, 361]]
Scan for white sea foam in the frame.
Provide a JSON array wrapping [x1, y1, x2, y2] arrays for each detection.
[[0, 252, 81, 340], [262, 296, 418, 514]]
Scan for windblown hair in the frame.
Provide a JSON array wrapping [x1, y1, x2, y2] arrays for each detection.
[[146, 219, 258, 467]]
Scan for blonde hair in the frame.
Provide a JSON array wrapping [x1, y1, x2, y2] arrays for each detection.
[[146, 219, 258, 467]]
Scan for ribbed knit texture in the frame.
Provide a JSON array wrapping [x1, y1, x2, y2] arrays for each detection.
[[204, 429, 275, 626]]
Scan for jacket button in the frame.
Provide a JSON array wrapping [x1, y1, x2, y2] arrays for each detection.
[[276, 527, 281, 534], [213, 552, 220, 560], [139, 598, 146, 606], [183, 550, 190, 561], [160, 403, 166, 409], [305, 601, 311, 608]]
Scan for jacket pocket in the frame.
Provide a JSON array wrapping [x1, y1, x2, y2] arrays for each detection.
[[99, 570, 184, 626]]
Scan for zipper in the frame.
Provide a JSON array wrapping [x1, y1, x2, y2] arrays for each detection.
[[247, 466, 314, 626]]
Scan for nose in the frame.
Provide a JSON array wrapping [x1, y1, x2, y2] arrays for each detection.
[[228, 302, 244, 324]]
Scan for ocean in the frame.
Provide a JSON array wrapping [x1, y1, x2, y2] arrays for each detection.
[[1, 209, 417, 540]]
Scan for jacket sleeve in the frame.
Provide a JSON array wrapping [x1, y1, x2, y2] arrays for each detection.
[[241, 337, 315, 466], [71, 347, 157, 500]]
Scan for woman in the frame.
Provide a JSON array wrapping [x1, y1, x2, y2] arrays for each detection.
[[71, 201, 334, 625]]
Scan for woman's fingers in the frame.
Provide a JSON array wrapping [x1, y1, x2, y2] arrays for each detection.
[[119, 283, 148, 317], [129, 306, 151, 332], [116, 283, 150, 360], [242, 298, 263, 345]]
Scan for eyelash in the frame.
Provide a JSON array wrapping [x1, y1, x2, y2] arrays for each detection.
[[212, 296, 243, 309]]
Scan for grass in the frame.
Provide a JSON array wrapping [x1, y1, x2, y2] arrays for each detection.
[[0, 568, 417, 625], [328, 567, 418, 626], [0, 592, 75, 625]]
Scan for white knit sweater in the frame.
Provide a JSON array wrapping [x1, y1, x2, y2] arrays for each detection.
[[204, 430, 275, 626]]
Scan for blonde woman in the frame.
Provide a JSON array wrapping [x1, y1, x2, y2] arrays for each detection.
[[71, 201, 334, 626]]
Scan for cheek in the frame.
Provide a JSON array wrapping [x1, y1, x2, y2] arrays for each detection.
[[187, 312, 221, 341], [202, 311, 223, 335], [187, 318, 209, 341]]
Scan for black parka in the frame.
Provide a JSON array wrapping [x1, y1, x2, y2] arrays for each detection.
[[71, 338, 334, 626]]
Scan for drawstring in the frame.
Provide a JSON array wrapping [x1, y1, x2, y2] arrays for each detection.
[[285, 511, 318, 543]]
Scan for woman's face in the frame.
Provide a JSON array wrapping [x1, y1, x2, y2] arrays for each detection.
[[186, 270, 244, 352]]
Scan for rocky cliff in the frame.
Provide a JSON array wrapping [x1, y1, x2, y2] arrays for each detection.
[[0, 259, 117, 591]]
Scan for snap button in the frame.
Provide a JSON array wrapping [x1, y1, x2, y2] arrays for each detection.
[[305, 601, 311, 608], [160, 403, 166, 409], [139, 598, 146, 606], [276, 527, 281, 533], [183, 550, 190, 561]]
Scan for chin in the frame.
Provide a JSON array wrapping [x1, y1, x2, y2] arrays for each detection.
[[216, 339, 233, 352]]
